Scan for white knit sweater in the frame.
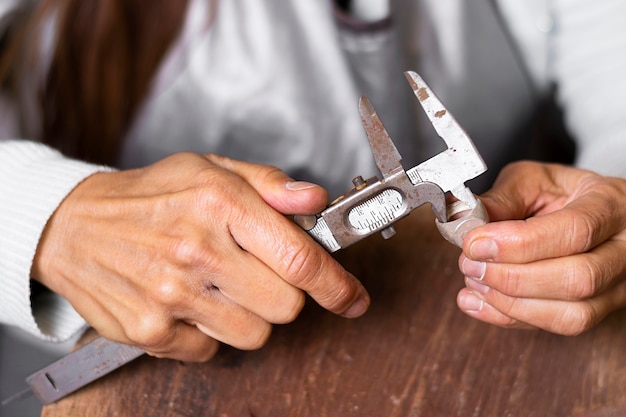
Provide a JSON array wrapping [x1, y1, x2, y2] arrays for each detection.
[[0, 141, 111, 340]]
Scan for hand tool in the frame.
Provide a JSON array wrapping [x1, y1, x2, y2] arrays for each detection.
[[2, 71, 488, 407], [294, 71, 488, 249]]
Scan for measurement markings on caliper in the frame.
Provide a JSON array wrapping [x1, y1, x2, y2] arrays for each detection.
[[348, 189, 405, 232]]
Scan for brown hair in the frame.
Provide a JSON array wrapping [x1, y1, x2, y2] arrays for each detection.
[[1, 0, 190, 165]]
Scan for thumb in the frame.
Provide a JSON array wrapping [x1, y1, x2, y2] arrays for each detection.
[[463, 161, 614, 263], [462, 161, 554, 261], [204, 154, 328, 215], [477, 161, 567, 222]]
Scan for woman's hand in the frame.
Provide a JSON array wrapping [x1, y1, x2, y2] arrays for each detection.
[[32, 153, 370, 361], [457, 161, 626, 335]]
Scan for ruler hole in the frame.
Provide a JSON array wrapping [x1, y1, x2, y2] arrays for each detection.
[[45, 373, 59, 391]]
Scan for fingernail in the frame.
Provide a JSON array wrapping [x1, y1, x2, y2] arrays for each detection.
[[342, 295, 370, 318], [458, 292, 484, 312], [461, 258, 486, 280], [285, 180, 319, 191], [465, 276, 489, 294], [470, 238, 498, 260]]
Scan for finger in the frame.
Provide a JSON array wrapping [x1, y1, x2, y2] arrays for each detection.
[[467, 199, 623, 263], [459, 238, 626, 300], [164, 223, 307, 324], [204, 154, 328, 215], [467, 174, 625, 264], [461, 277, 626, 335], [456, 287, 534, 330], [216, 266, 306, 325], [54, 260, 222, 362], [81, 236, 279, 353], [202, 245, 307, 324], [183, 288, 273, 351], [82, 297, 220, 362], [135, 242, 276, 351], [228, 210, 370, 318], [126, 263, 277, 357]]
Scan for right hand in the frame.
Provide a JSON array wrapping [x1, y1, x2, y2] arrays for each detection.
[[457, 162, 626, 335], [31, 153, 370, 361]]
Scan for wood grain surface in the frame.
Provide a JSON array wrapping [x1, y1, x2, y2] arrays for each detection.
[[42, 206, 626, 417]]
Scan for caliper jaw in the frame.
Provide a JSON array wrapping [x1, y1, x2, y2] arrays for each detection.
[[403, 71, 486, 207], [403, 71, 489, 247]]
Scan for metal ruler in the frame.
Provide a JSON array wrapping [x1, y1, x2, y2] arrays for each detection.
[[2, 337, 144, 406]]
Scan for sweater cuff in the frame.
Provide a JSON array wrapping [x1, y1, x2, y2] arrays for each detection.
[[0, 140, 114, 341]]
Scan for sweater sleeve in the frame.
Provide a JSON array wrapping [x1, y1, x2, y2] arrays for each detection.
[[551, 0, 626, 178], [0, 140, 113, 342]]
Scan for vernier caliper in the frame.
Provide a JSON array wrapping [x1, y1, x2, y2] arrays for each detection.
[[2, 71, 488, 407], [295, 71, 488, 249]]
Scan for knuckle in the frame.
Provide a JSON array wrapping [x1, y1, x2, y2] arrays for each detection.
[[187, 339, 220, 363], [193, 181, 237, 213], [170, 151, 201, 163], [280, 241, 322, 288], [500, 266, 523, 296], [501, 222, 538, 261], [272, 291, 306, 324], [187, 165, 243, 211], [557, 304, 598, 336], [570, 211, 598, 253], [168, 235, 217, 272], [570, 176, 623, 250], [196, 342, 220, 362], [497, 296, 522, 319], [126, 315, 175, 350], [322, 281, 358, 313], [152, 277, 187, 307], [280, 241, 357, 313], [254, 164, 285, 183], [496, 314, 519, 329], [564, 259, 600, 300], [239, 322, 272, 351]]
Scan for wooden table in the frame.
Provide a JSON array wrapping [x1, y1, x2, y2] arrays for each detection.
[[42, 207, 626, 417]]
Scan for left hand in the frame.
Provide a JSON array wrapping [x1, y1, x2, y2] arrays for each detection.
[[456, 161, 626, 335], [32, 153, 369, 361]]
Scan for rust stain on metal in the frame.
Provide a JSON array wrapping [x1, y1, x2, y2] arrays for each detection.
[[417, 87, 429, 101], [435, 110, 446, 118]]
